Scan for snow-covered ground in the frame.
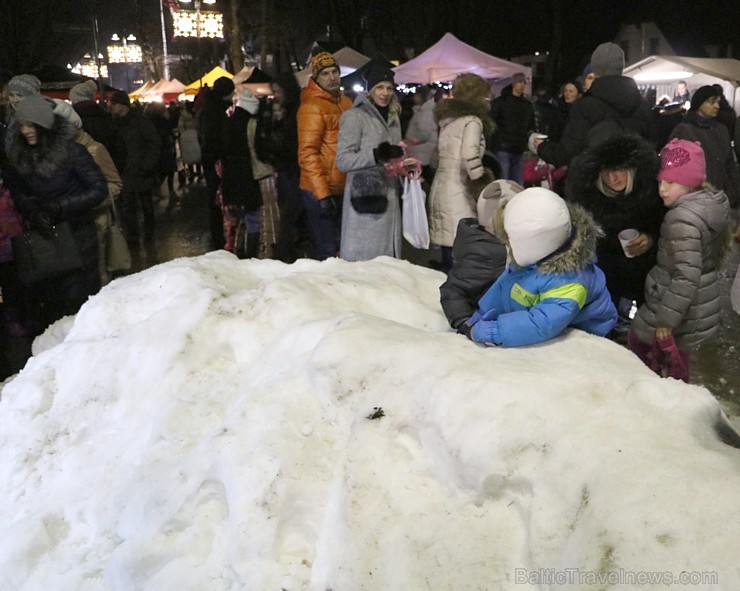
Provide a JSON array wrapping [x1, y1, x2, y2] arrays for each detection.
[[1, 252, 738, 591]]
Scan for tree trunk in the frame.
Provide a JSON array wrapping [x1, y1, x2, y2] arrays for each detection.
[[225, 0, 244, 72]]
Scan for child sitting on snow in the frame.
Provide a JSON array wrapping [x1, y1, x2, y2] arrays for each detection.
[[629, 139, 731, 382], [464, 187, 617, 346], [440, 180, 520, 336]]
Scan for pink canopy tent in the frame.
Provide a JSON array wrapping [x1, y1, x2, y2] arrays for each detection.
[[393, 33, 531, 85], [141, 79, 187, 102]]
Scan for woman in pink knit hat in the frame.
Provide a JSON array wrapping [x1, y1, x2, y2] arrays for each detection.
[[629, 139, 731, 382]]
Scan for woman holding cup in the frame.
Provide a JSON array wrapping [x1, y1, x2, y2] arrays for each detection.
[[565, 133, 665, 337]]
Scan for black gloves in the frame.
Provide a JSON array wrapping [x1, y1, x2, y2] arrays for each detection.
[[373, 141, 404, 164], [26, 199, 63, 238], [318, 194, 341, 219]]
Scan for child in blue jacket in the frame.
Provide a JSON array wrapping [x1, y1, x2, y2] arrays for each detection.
[[465, 187, 617, 346]]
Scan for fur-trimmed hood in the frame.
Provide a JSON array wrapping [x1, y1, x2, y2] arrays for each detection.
[[434, 98, 495, 135], [4, 113, 78, 179], [566, 133, 659, 197], [493, 201, 603, 273]]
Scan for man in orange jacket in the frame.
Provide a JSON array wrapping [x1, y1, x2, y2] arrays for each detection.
[[297, 52, 352, 259]]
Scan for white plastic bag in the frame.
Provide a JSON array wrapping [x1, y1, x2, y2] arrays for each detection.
[[401, 175, 430, 250], [731, 264, 740, 315]]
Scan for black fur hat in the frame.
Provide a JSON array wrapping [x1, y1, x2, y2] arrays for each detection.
[[588, 133, 656, 171]]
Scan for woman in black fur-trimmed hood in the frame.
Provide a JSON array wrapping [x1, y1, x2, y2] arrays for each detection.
[[565, 133, 664, 313]]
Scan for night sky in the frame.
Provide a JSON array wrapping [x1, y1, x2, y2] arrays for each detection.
[[1, 0, 737, 79]]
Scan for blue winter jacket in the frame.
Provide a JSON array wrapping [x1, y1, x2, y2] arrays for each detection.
[[474, 203, 617, 346]]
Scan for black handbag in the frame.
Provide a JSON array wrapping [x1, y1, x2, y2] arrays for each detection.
[[11, 222, 84, 284]]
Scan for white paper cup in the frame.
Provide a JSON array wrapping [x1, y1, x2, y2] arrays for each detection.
[[618, 229, 639, 258]]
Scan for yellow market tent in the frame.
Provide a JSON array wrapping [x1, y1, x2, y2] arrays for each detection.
[[129, 80, 156, 101], [183, 66, 234, 95]]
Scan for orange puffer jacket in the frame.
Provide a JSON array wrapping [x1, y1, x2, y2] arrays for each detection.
[[297, 78, 352, 199]]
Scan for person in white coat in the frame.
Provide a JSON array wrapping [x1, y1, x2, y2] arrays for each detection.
[[404, 85, 438, 186], [428, 73, 495, 272], [336, 67, 405, 261]]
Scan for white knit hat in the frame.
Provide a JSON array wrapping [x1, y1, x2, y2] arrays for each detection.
[[477, 179, 523, 233], [503, 187, 571, 267]]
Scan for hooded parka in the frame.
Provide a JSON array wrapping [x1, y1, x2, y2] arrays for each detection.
[[565, 134, 664, 304], [476, 203, 617, 346], [429, 99, 492, 247], [537, 75, 656, 168]]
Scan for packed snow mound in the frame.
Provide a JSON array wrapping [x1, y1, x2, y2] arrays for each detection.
[[1, 252, 738, 591]]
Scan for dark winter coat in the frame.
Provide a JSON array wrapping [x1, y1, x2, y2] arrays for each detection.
[[255, 100, 299, 173], [113, 108, 161, 193], [547, 98, 572, 144], [440, 218, 508, 330], [149, 113, 177, 175], [198, 92, 231, 167], [669, 111, 740, 208], [566, 134, 664, 304], [537, 75, 656, 168], [221, 106, 262, 210], [631, 188, 730, 349], [73, 100, 123, 165], [490, 86, 535, 154], [4, 115, 107, 298]]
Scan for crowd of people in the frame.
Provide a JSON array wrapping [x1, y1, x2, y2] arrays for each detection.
[[0, 39, 738, 384]]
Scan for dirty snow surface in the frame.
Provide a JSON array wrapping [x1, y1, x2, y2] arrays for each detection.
[[1, 252, 738, 590]]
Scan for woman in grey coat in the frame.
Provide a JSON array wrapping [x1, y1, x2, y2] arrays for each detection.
[[336, 68, 405, 261]]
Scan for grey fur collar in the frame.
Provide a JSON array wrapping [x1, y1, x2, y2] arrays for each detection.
[[434, 98, 495, 135], [5, 114, 78, 178]]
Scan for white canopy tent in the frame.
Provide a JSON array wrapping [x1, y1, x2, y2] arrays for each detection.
[[623, 55, 740, 112], [295, 47, 371, 88], [392, 33, 531, 91]]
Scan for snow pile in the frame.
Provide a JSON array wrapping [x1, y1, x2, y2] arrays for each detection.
[[1, 252, 738, 591]]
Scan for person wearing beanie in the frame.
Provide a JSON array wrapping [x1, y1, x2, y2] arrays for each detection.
[[108, 87, 161, 245], [669, 85, 740, 209], [335, 65, 408, 261], [589, 42, 625, 77], [440, 180, 519, 336], [490, 71, 534, 185], [296, 51, 352, 259], [629, 139, 731, 382], [219, 87, 263, 258], [197, 75, 235, 249], [68, 82, 121, 165], [6, 74, 41, 109], [211, 76, 235, 100], [462, 187, 617, 347], [3, 93, 107, 330], [534, 41, 655, 168], [13, 95, 56, 130], [565, 133, 664, 341], [69, 80, 98, 106], [429, 73, 495, 272], [580, 64, 596, 92]]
